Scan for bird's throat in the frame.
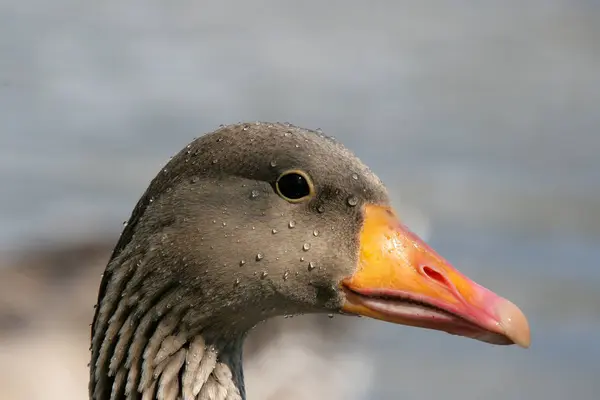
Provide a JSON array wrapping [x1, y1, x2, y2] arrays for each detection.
[[137, 333, 244, 400]]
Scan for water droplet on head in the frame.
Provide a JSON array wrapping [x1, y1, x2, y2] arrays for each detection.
[[212, 159, 218, 164], [240, 260, 246, 266], [260, 271, 268, 279], [307, 262, 316, 271], [270, 160, 277, 168], [288, 220, 296, 228], [351, 173, 359, 180], [313, 229, 319, 237], [256, 253, 264, 261], [217, 137, 223, 142], [222, 222, 227, 227], [283, 271, 290, 280], [250, 190, 259, 199], [191, 176, 199, 183], [317, 205, 325, 213], [303, 243, 311, 251], [347, 196, 359, 207], [234, 278, 240, 286], [272, 228, 278, 234], [328, 314, 334, 319]]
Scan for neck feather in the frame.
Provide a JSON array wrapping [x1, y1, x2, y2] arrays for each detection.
[[90, 251, 246, 400]]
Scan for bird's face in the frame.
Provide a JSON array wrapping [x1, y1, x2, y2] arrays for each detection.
[[159, 123, 530, 347]]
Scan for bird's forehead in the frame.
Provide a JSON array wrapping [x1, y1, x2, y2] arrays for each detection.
[[191, 122, 387, 200]]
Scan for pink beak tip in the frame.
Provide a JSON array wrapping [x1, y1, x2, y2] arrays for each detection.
[[495, 298, 531, 348]]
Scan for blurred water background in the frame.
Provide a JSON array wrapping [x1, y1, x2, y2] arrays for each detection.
[[0, 1, 599, 399]]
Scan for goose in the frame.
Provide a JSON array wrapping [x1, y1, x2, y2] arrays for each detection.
[[90, 122, 530, 400]]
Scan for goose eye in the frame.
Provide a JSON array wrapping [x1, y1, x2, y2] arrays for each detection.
[[276, 171, 314, 202]]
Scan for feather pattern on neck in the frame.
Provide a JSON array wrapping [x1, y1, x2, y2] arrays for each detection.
[[90, 248, 245, 400]]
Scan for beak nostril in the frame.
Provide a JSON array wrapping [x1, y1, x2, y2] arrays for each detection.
[[422, 266, 450, 287]]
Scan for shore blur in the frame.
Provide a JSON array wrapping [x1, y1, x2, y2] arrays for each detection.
[[1, 1, 599, 399]]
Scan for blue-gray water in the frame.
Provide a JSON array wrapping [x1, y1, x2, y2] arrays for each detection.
[[1, 1, 599, 399]]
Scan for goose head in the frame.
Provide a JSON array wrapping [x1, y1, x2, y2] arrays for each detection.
[[90, 122, 530, 400]]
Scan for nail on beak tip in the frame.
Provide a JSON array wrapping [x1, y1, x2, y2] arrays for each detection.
[[495, 298, 531, 348]]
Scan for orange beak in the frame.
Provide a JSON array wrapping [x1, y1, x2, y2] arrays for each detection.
[[342, 205, 531, 348]]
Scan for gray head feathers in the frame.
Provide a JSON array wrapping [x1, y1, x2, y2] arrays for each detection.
[[90, 122, 391, 400]]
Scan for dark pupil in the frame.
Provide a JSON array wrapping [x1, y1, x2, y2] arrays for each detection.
[[278, 173, 310, 199]]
